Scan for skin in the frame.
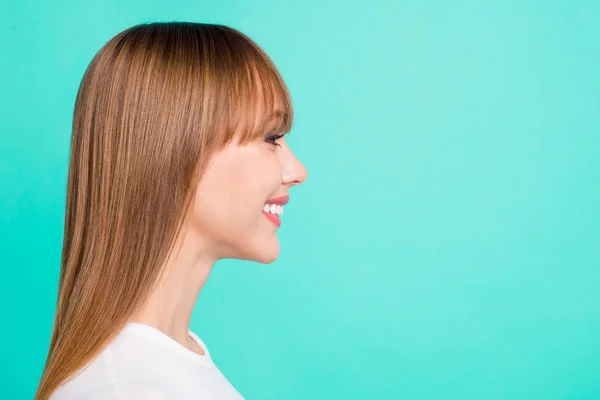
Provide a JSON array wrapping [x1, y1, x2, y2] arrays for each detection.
[[130, 129, 308, 356]]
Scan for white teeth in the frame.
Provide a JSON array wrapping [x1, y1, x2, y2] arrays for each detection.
[[264, 203, 284, 216]]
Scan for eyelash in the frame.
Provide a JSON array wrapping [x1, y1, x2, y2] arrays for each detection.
[[266, 133, 284, 147]]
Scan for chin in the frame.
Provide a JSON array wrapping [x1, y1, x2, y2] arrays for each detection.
[[228, 231, 281, 264], [255, 249, 280, 264], [250, 242, 280, 264]]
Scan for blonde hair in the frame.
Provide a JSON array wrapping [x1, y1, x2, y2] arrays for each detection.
[[36, 21, 293, 400]]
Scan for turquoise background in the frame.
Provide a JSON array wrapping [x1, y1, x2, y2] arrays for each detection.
[[1, 0, 599, 399]]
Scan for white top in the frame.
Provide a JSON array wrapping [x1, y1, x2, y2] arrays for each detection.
[[50, 322, 244, 399]]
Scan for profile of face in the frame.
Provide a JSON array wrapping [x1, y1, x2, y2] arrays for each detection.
[[189, 130, 308, 264]]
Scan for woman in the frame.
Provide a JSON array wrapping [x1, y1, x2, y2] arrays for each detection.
[[35, 21, 308, 400]]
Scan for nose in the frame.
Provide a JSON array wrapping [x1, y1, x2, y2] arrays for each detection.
[[279, 139, 308, 187]]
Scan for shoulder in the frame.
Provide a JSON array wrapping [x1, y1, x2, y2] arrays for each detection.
[[48, 337, 167, 400], [52, 383, 167, 400]]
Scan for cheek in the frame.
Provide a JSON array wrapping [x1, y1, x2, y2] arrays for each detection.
[[231, 163, 281, 225], [191, 156, 280, 233], [193, 169, 241, 226], [239, 160, 281, 199]]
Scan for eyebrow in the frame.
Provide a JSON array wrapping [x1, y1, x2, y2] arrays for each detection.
[[266, 110, 290, 134]]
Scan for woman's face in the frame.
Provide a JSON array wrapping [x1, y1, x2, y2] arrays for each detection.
[[189, 132, 308, 264]]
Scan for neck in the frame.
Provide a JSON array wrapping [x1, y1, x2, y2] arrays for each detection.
[[130, 231, 216, 349]]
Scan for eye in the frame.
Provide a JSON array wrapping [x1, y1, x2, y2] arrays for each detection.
[[265, 132, 284, 147]]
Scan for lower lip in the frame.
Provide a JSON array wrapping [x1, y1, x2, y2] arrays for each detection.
[[262, 210, 281, 227]]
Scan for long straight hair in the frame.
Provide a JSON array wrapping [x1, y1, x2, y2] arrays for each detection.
[[35, 21, 293, 400]]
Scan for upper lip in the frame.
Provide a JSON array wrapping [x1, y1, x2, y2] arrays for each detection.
[[266, 194, 289, 205]]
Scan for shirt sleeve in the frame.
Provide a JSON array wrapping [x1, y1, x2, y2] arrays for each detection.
[[77, 384, 168, 400]]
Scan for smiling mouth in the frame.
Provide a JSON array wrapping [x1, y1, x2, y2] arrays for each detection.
[[262, 209, 281, 227], [262, 195, 289, 227]]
